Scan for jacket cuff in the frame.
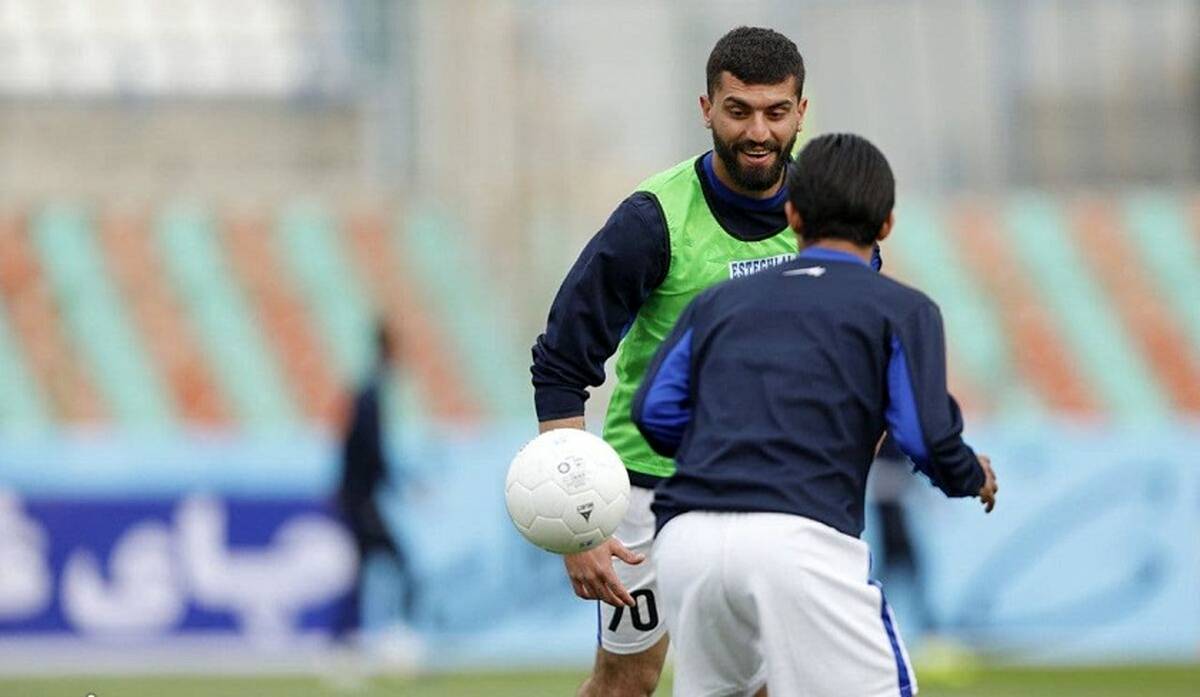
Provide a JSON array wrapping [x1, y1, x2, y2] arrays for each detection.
[[949, 454, 987, 497], [534, 385, 587, 422]]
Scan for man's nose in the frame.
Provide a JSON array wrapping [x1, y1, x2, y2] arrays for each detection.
[[746, 113, 771, 143]]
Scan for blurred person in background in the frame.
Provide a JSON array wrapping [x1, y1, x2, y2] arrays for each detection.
[[529, 26, 878, 697], [334, 320, 416, 642], [870, 434, 935, 633]]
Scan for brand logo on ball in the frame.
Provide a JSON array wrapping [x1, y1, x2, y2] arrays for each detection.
[[557, 456, 590, 492], [576, 502, 594, 522]]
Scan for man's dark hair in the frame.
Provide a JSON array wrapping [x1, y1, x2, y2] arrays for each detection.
[[786, 133, 895, 246], [706, 26, 805, 100]]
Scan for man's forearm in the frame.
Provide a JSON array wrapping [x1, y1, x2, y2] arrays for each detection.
[[539, 416, 585, 433]]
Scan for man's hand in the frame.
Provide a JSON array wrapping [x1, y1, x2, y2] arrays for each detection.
[[538, 418, 644, 606], [564, 537, 645, 607], [977, 454, 998, 513]]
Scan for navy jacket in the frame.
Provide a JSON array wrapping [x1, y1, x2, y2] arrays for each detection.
[[338, 372, 394, 540], [632, 247, 984, 537]]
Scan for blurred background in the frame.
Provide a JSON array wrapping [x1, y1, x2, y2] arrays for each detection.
[[0, 0, 1198, 694]]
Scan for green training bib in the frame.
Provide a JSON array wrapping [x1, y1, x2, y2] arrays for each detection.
[[602, 156, 797, 479]]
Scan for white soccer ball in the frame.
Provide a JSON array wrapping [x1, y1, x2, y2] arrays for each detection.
[[505, 429, 630, 554]]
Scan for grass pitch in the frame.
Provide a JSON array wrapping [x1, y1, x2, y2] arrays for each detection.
[[2, 664, 1198, 696]]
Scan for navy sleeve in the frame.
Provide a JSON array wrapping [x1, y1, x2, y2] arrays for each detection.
[[885, 302, 985, 497], [631, 299, 699, 457], [531, 193, 669, 421]]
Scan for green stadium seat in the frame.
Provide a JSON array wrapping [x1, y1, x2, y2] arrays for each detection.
[[276, 204, 445, 434], [157, 205, 298, 430], [0, 302, 50, 430], [1124, 193, 1200, 359], [402, 208, 530, 418], [276, 203, 376, 385], [1006, 194, 1169, 421], [31, 205, 174, 430], [888, 199, 1038, 416]]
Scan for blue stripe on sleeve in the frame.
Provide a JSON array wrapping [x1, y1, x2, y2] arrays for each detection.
[[637, 328, 694, 449], [885, 335, 934, 479]]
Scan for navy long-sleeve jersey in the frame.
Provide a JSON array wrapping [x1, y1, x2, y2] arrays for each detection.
[[632, 247, 984, 538]]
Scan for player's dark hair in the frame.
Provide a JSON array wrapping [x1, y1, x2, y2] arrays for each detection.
[[707, 26, 805, 100], [787, 133, 895, 247]]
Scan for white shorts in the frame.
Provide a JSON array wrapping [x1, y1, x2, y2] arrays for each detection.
[[654, 511, 917, 697], [597, 485, 669, 655]]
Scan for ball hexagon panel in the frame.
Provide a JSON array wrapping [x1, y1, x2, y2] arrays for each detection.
[[531, 479, 569, 519], [525, 516, 577, 554], [505, 481, 537, 529]]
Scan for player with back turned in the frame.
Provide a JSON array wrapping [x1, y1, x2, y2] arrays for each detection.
[[632, 133, 998, 696], [529, 26, 867, 697]]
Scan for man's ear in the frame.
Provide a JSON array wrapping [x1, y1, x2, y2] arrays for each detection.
[[876, 212, 895, 242], [785, 200, 804, 236]]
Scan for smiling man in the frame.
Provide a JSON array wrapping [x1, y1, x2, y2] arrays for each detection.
[[530, 27, 836, 696]]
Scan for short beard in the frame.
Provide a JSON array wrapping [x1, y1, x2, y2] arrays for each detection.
[[712, 130, 797, 192]]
